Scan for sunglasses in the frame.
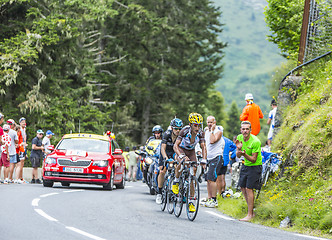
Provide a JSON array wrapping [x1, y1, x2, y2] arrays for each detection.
[[173, 127, 182, 130]]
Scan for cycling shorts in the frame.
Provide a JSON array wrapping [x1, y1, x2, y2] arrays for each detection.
[[206, 155, 222, 181], [178, 148, 197, 162]]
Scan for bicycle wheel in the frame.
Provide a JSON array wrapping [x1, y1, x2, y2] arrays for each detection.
[[186, 176, 200, 221], [167, 176, 175, 214], [160, 177, 168, 211], [174, 179, 184, 218]]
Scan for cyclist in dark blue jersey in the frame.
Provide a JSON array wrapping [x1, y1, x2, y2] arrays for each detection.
[[155, 118, 183, 204]]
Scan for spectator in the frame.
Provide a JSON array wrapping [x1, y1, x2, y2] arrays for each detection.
[[42, 130, 54, 157], [267, 99, 277, 146], [216, 136, 236, 196], [240, 93, 264, 135], [127, 146, 138, 182], [236, 121, 262, 221], [7, 119, 19, 183], [0, 113, 4, 183], [261, 140, 271, 153], [203, 116, 224, 208], [122, 147, 130, 180], [30, 129, 44, 184], [15, 124, 25, 184], [229, 136, 238, 174], [1, 124, 11, 184], [16, 117, 27, 183]]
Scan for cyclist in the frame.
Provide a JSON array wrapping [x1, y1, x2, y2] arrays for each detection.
[[155, 118, 183, 204], [146, 125, 163, 144], [172, 113, 207, 212]]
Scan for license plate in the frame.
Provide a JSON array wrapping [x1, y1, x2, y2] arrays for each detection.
[[63, 167, 83, 173]]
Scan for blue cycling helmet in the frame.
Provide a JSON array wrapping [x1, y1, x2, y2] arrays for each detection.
[[170, 118, 183, 128], [152, 125, 163, 133]]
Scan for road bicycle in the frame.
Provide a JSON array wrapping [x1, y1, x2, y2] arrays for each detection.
[[173, 160, 200, 221], [160, 159, 177, 213], [256, 153, 282, 200]]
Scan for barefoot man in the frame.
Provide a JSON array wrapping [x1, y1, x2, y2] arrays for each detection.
[[236, 121, 262, 221]]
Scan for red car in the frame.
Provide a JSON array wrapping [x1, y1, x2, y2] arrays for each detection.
[[42, 133, 126, 190]]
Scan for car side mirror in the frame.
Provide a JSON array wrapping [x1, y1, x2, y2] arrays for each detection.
[[47, 145, 55, 151], [114, 148, 123, 155]]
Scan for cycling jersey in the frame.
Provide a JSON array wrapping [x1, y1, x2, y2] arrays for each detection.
[[177, 125, 205, 151], [161, 129, 176, 158]]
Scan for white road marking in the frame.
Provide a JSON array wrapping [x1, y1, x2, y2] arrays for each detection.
[[205, 210, 234, 221], [35, 190, 106, 240], [66, 227, 106, 240], [40, 192, 59, 198], [293, 234, 328, 240], [125, 186, 133, 188], [63, 190, 85, 193], [31, 198, 40, 207], [34, 209, 58, 222]]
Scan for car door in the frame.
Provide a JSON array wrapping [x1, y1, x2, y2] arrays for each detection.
[[111, 140, 122, 178]]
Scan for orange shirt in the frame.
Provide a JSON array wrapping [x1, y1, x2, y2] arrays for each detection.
[[240, 102, 264, 135], [16, 130, 25, 153]]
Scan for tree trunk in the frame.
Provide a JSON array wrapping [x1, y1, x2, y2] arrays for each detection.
[[140, 97, 151, 144]]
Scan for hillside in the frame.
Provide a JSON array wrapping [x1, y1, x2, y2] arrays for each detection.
[[218, 57, 332, 238], [212, 0, 284, 114]]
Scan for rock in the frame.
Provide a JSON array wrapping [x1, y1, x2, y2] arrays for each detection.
[[279, 216, 291, 228]]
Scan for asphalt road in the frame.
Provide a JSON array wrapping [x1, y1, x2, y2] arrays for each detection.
[[0, 180, 328, 240]]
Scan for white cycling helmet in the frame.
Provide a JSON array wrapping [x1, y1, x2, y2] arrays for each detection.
[[245, 93, 254, 101]]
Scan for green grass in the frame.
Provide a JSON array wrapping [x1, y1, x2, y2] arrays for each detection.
[[218, 58, 332, 239]]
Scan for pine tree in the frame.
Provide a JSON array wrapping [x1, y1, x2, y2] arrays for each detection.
[[225, 101, 241, 138]]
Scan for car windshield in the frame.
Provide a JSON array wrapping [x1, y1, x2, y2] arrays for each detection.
[[56, 138, 110, 153]]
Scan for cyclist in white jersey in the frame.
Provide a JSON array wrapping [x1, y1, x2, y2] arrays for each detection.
[[172, 113, 207, 212]]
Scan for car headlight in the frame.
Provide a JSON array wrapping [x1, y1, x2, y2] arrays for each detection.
[[145, 157, 153, 165], [45, 157, 56, 164], [92, 160, 108, 167]]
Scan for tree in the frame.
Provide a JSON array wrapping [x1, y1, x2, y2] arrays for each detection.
[[264, 0, 304, 57], [225, 101, 241, 138]]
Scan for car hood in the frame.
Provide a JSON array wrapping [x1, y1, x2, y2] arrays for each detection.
[[49, 150, 110, 161]]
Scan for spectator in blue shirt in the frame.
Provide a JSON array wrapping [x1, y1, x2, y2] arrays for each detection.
[[217, 136, 236, 195]]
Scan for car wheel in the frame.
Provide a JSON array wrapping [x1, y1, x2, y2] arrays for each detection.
[[43, 180, 54, 188], [103, 168, 114, 190], [116, 173, 125, 189], [61, 182, 70, 187]]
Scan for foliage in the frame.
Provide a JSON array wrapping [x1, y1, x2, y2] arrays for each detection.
[[0, 0, 227, 147], [220, 59, 332, 238], [267, 55, 298, 98], [264, 0, 304, 57], [213, 0, 284, 112], [255, 168, 332, 235], [224, 100, 240, 138]]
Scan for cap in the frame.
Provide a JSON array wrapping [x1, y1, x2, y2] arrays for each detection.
[[19, 117, 26, 123], [36, 129, 44, 134], [271, 99, 277, 105], [46, 130, 54, 136], [3, 124, 10, 131], [7, 119, 15, 125], [245, 93, 254, 101]]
